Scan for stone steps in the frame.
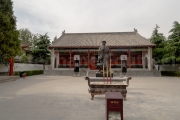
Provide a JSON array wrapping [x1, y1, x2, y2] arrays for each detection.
[[44, 69, 161, 77], [126, 71, 161, 77], [0, 76, 20, 83]]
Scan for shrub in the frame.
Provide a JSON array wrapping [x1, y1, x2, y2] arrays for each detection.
[[161, 71, 180, 77], [13, 70, 44, 76]]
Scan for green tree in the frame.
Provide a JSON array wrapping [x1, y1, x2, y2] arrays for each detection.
[[15, 48, 29, 63], [18, 28, 33, 42], [0, 0, 21, 64], [162, 21, 180, 63], [150, 25, 166, 63], [13, 48, 29, 70], [21, 54, 29, 63], [32, 33, 51, 70], [18, 28, 39, 51]]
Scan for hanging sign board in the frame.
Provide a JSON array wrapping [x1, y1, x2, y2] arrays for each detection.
[[74, 55, 80, 60], [120, 55, 127, 60]]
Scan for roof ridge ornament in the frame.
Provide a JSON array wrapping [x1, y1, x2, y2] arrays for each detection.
[[62, 30, 65, 35], [134, 28, 138, 33]]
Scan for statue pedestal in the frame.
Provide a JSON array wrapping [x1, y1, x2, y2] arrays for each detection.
[[73, 72, 80, 77], [96, 72, 113, 77]]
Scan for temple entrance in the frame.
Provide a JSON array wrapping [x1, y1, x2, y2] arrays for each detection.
[[89, 55, 98, 70], [80, 55, 88, 68]]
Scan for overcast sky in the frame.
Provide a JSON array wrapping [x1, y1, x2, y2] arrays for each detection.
[[13, 0, 180, 41]]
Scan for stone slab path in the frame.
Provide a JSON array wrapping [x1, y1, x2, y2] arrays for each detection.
[[0, 75, 180, 120]]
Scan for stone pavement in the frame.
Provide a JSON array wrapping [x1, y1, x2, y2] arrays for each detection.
[[0, 75, 180, 120], [44, 69, 161, 77]]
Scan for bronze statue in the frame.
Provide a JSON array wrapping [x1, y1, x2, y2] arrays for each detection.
[[96, 41, 110, 72]]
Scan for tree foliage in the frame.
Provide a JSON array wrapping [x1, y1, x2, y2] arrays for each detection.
[[150, 25, 166, 63], [0, 0, 21, 64], [151, 22, 180, 64], [21, 54, 29, 63], [15, 48, 29, 63], [18, 28, 39, 51], [161, 21, 180, 63], [32, 33, 51, 70], [18, 28, 33, 42]]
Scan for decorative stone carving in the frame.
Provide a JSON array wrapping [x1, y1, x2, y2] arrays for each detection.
[[62, 30, 65, 34]]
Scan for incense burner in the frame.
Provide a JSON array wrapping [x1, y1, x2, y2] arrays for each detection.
[[85, 76, 131, 100]]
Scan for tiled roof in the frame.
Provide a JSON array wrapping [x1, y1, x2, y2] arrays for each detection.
[[21, 42, 30, 48], [50, 31, 155, 48]]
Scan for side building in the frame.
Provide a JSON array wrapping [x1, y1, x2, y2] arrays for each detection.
[[49, 29, 155, 71]]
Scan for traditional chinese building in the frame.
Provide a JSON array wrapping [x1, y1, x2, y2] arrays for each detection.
[[49, 29, 155, 71]]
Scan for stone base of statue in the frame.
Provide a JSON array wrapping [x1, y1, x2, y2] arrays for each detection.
[[96, 72, 113, 77], [73, 72, 80, 77]]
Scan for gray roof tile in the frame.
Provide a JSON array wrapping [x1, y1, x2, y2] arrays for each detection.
[[50, 32, 155, 48]]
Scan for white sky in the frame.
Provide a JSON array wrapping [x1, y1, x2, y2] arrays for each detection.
[[13, 0, 180, 41]]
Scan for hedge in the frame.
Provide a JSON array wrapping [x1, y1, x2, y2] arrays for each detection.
[[161, 71, 180, 77], [14, 70, 44, 76]]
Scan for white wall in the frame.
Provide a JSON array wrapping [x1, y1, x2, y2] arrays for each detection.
[[0, 63, 47, 72]]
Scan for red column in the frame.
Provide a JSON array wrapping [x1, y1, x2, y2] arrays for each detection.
[[128, 52, 131, 68], [8, 58, 14, 76], [88, 51, 90, 69], [59, 52, 60, 65], [69, 51, 72, 68]]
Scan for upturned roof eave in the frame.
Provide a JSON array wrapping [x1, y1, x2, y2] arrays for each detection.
[[49, 44, 156, 49]]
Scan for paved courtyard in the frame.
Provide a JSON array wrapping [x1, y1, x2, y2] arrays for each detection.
[[0, 75, 180, 120]]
